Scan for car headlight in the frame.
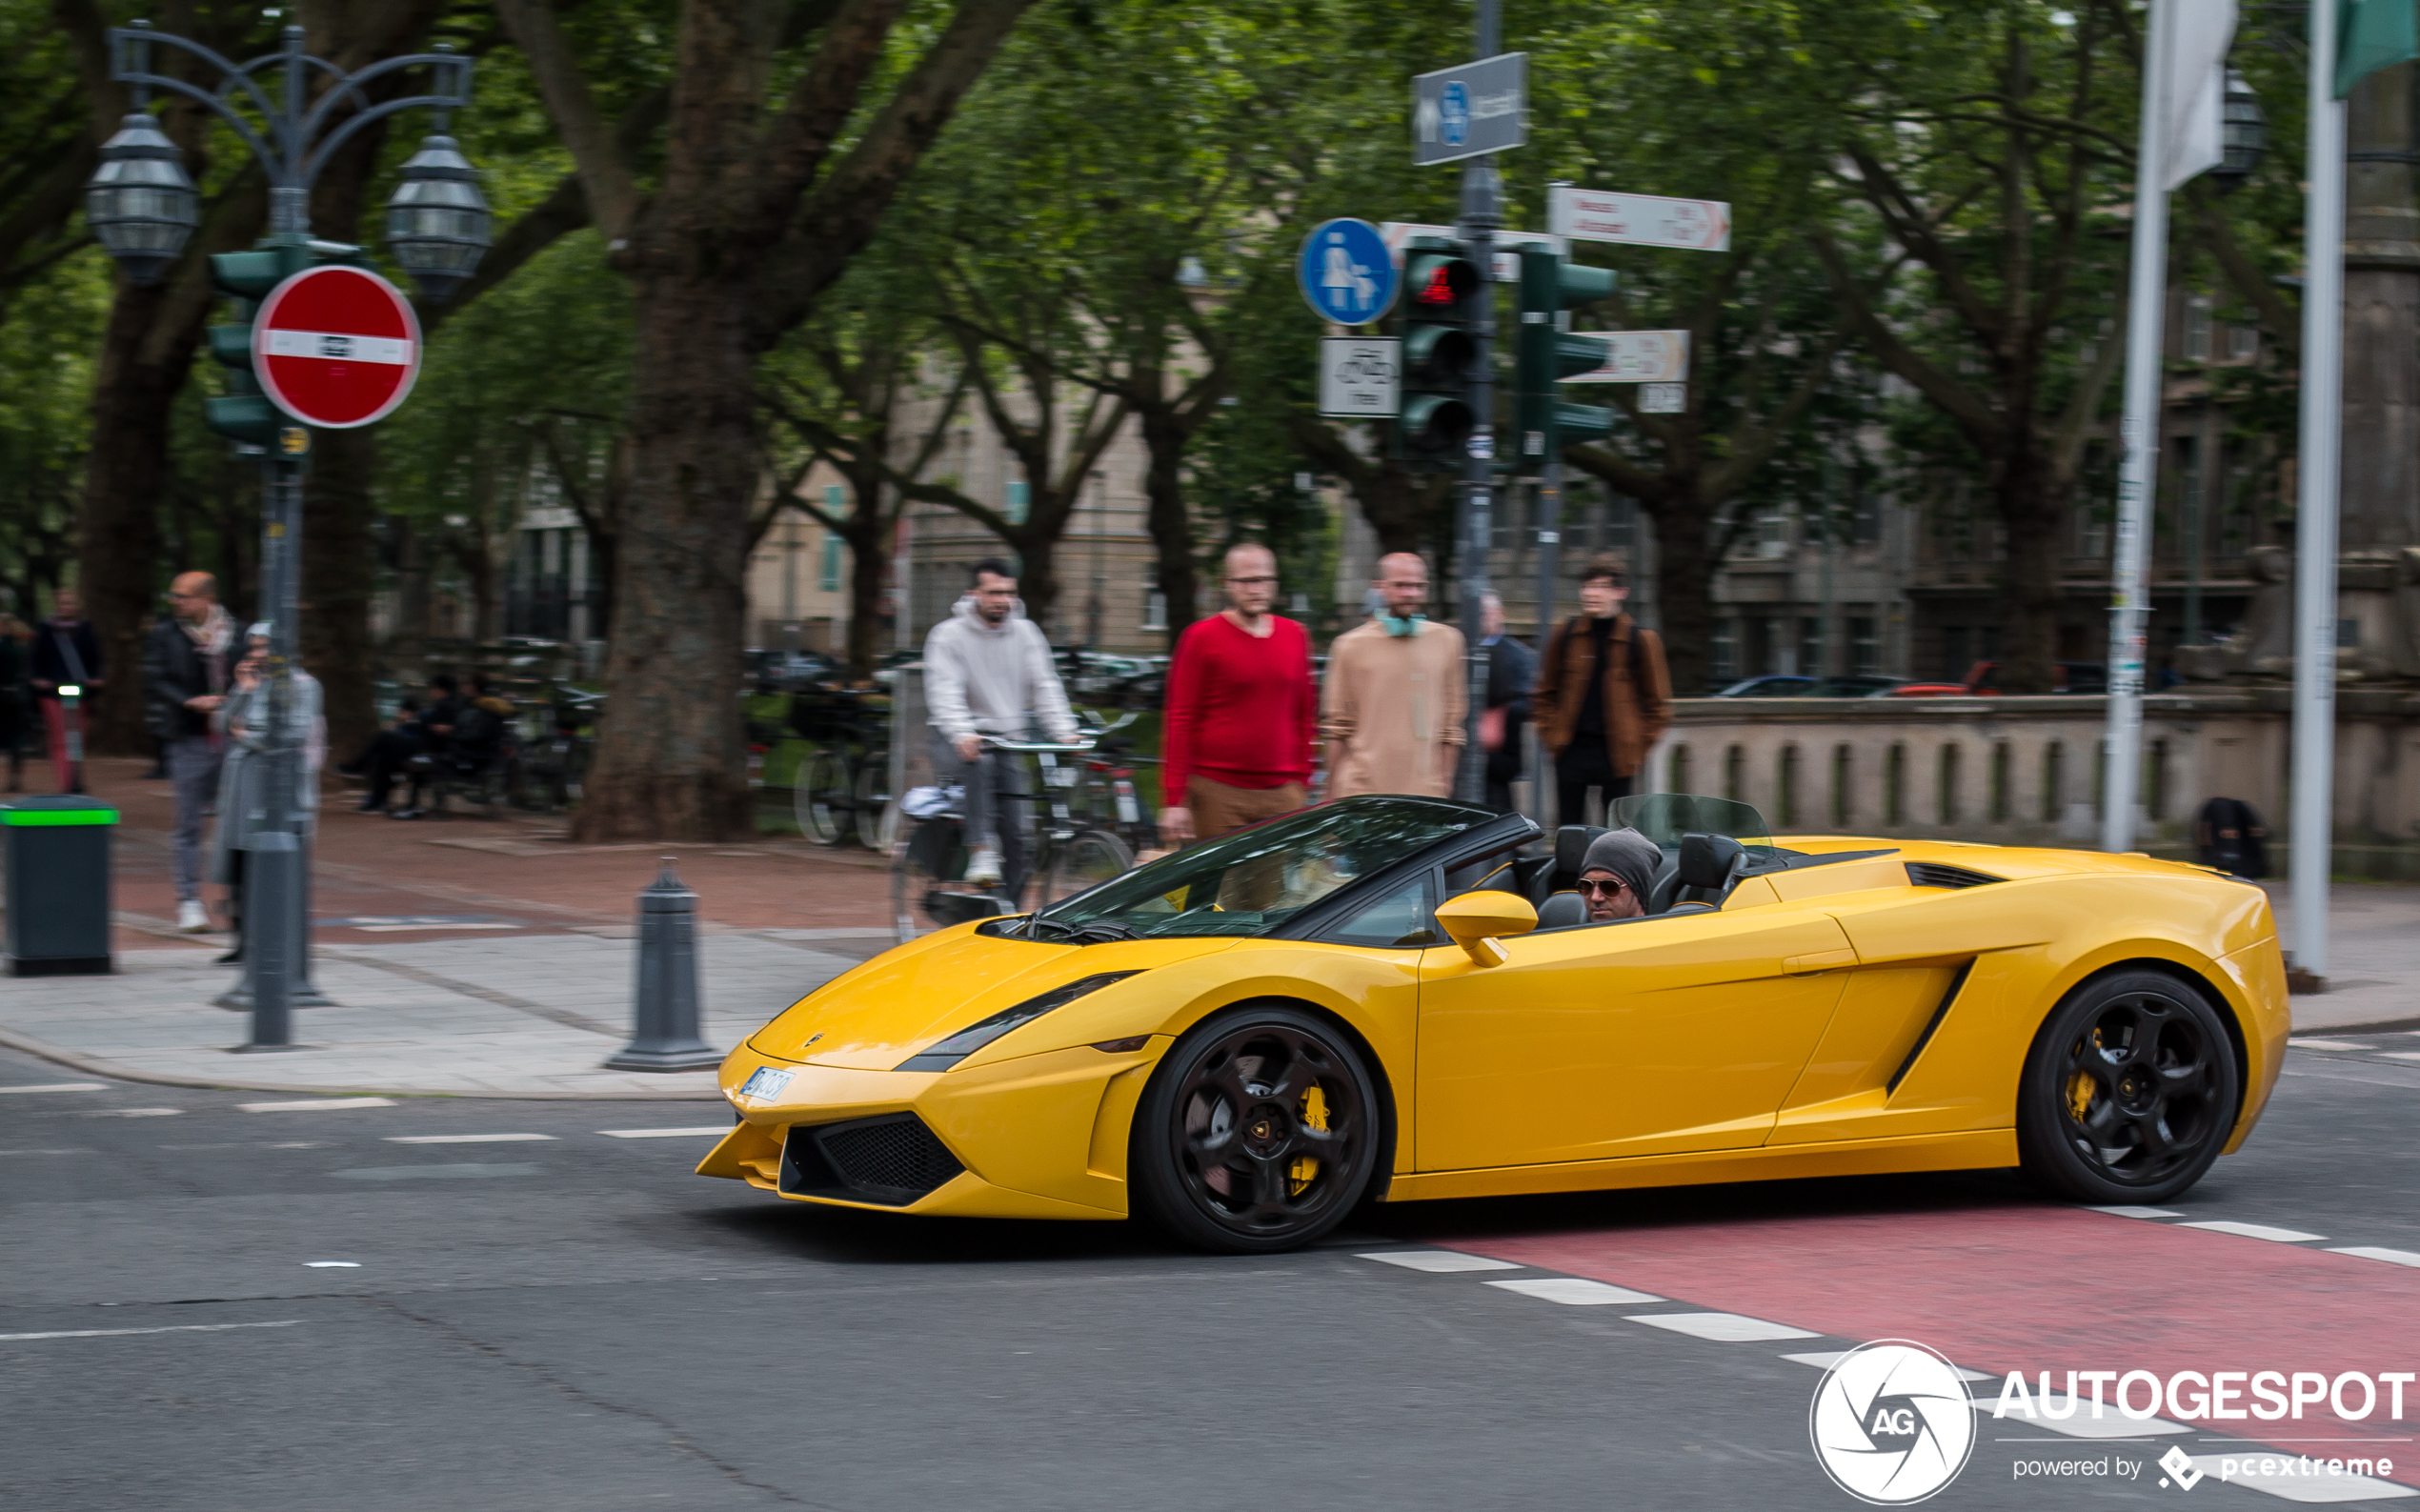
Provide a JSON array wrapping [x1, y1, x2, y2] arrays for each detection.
[[895, 971, 1142, 1072]]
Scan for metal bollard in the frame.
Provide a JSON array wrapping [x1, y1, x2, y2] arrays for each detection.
[[605, 857, 721, 1071]]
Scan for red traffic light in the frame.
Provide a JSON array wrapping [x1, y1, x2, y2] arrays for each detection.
[[1406, 252, 1478, 309]]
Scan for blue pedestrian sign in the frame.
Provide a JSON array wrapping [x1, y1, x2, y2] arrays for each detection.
[[1298, 218, 1397, 326], [1439, 81, 1470, 147]]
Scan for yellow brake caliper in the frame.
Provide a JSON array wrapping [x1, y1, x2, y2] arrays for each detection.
[[1290, 1085, 1328, 1194]]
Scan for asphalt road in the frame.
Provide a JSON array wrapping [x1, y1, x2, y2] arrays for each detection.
[[6, 1033, 2420, 1511]]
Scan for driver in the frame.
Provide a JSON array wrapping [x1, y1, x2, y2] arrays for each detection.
[[1577, 828, 1659, 922]]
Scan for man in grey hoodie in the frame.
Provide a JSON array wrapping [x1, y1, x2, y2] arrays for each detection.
[[923, 558, 1080, 897]]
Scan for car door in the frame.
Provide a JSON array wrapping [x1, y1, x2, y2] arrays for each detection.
[[1415, 901, 1855, 1171]]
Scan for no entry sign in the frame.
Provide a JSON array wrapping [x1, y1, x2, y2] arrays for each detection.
[[252, 265, 421, 429]]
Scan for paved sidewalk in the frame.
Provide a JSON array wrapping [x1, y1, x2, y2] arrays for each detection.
[[2263, 880, 2420, 1032]]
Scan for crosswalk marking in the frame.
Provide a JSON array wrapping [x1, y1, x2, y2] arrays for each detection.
[[1356, 1251, 1523, 1274], [2327, 1245, 2420, 1267], [2178, 1220, 2328, 1243], [1623, 1312, 1820, 1342], [2086, 1204, 2184, 1219], [1483, 1277, 1664, 1305]]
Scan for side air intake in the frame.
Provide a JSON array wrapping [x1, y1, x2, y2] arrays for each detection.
[[779, 1115, 965, 1207], [1906, 861, 2003, 890]]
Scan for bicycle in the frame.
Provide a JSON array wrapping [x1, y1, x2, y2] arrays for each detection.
[[889, 719, 1138, 943], [789, 686, 891, 848]]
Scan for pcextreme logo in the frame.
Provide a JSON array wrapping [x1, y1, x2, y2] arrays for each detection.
[[1809, 1341, 1978, 1504]]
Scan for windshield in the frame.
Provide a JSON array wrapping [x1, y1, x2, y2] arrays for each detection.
[[1033, 796, 1484, 939], [1606, 793, 1771, 847]]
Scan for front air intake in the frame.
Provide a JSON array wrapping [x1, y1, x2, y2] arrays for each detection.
[[1906, 861, 2003, 890], [779, 1115, 965, 1207]]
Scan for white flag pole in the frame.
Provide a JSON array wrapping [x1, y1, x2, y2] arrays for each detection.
[[2291, 0, 2348, 985], [2103, 0, 2178, 854]]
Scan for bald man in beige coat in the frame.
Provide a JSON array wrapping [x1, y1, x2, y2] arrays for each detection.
[[1321, 553, 1467, 798]]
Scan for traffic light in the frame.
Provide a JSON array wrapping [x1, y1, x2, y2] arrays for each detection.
[[1393, 235, 1482, 466], [1515, 246, 1619, 470], [203, 239, 363, 444]]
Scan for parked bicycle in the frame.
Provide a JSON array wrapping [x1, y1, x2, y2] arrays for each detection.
[[890, 716, 1139, 942], [508, 686, 599, 813], [789, 686, 891, 848]]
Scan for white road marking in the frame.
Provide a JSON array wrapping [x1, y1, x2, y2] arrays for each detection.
[[332, 1162, 543, 1180], [1356, 1251, 1523, 1274], [1623, 1312, 1820, 1342], [2087, 1205, 2185, 1219], [303, 1261, 360, 1268], [1785, 1351, 1993, 1381], [2178, 1220, 2328, 1243], [1966, 1393, 2190, 1439], [596, 1126, 734, 1139], [1484, 1277, 1664, 1305], [2327, 1246, 2420, 1268], [0, 1082, 108, 1094], [382, 1133, 555, 1144], [237, 1098, 396, 1113], [83, 1108, 182, 1118], [0, 1148, 92, 1156], [2289, 1039, 2371, 1052], [0, 1320, 303, 1342], [2185, 1453, 2417, 1502], [2383, 1053, 2420, 1063]]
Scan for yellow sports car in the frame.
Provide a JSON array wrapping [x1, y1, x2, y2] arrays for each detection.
[[701, 794, 2288, 1253]]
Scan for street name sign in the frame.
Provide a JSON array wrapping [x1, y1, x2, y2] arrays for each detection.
[[1320, 337, 1401, 417], [1412, 52, 1527, 165], [252, 264, 422, 429], [1549, 186, 1732, 253], [1299, 218, 1399, 326], [1380, 221, 1560, 282], [1638, 382, 1685, 413], [1563, 330, 1690, 384]]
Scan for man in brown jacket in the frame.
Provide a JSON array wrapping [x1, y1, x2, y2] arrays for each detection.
[[1532, 554, 1672, 826], [1321, 552, 1467, 798]]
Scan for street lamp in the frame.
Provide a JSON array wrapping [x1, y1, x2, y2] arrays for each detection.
[[84, 109, 198, 287], [2213, 70, 2268, 193], [84, 21, 478, 1050]]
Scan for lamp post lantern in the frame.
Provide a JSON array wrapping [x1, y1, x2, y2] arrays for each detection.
[[81, 21, 482, 1047], [2213, 70, 2269, 194]]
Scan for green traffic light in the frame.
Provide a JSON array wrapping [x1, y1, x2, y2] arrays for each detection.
[[1514, 245, 1620, 470]]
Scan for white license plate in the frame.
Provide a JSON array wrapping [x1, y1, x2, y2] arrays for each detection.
[[736, 1067, 795, 1100]]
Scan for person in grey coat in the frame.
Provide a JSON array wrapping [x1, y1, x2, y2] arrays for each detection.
[[210, 629, 324, 965], [921, 558, 1079, 900]]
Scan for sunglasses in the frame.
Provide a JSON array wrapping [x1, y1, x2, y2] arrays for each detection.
[[1577, 877, 1628, 897]]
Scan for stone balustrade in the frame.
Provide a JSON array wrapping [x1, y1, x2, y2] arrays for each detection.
[[1636, 688, 2420, 878]]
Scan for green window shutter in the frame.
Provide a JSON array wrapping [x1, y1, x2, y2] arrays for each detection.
[[820, 533, 842, 593], [1005, 480, 1029, 525]]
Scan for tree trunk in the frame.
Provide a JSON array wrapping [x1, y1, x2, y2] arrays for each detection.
[[570, 275, 756, 841], [1139, 405, 1198, 647], [842, 514, 889, 680], [1996, 446, 2065, 695], [77, 280, 199, 753], [1640, 494, 1717, 697], [303, 427, 380, 760], [1010, 528, 1063, 642]]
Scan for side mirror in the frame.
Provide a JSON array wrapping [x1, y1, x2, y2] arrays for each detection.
[[1434, 890, 1539, 968]]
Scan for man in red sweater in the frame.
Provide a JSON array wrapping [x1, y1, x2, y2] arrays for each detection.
[[1158, 542, 1319, 844]]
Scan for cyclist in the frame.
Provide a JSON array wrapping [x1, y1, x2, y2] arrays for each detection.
[[923, 557, 1080, 897]]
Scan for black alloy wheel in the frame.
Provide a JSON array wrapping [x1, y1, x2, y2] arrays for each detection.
[[1131, 1005, 1381, 1254], [2016, 969, 2242, 1203]]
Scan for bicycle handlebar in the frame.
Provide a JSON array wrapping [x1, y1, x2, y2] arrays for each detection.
[[978, 735, 1097, 754]]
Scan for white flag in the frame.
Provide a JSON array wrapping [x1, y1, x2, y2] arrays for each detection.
[[2161, 0, 2239, 190]]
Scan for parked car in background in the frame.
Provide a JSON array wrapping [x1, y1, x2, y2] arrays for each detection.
[[1713, 675, 1910, 698], [1890, 660, 2107, 697]]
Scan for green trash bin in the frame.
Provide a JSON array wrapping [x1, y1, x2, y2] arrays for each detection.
[[3, 795, 115, 977]]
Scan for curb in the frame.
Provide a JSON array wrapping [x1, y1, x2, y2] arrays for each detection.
[[0, 1022, 728, 1101]]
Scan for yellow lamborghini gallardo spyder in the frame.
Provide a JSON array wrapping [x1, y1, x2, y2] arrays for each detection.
[[701, 794, 2289, 1253]]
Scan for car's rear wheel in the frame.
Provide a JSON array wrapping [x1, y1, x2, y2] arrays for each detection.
[[1130, 1005, 1381, 1254], [2016, 969, 2241, 1204]]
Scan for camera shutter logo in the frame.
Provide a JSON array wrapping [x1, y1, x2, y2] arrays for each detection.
[[1808, 1341, 1976, 1504]]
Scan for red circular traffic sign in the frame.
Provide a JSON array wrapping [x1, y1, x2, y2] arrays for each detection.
[[252, 265, 422, 429]]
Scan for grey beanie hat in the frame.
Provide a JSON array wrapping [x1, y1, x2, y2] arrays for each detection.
[[1580, 827, 1661, 903]]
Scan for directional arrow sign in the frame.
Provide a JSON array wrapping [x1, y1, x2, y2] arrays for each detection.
[[1412, 52, 1526, 166], [252, 264, 422, 429], [1381, 222, 1560, 282], [1563, 331, 1690, 384], [1550, 186, 1731, 253]]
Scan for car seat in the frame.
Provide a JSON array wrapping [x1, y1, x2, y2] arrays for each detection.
[[1649, 833, 1748, 913], [1536, 890, 1588, 928], [1540, 824, 1606, 903]]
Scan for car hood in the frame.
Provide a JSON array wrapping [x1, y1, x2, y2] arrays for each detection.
[[747, 924, 1234, 1070]]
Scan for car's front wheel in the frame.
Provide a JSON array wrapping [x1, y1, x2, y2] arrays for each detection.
[[1131, 1005, 1381, 1254], [2016, 969, 2241, 1203]]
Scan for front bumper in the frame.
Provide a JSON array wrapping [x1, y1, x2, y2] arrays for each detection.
[[697, 1038, 1165, 1220]]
